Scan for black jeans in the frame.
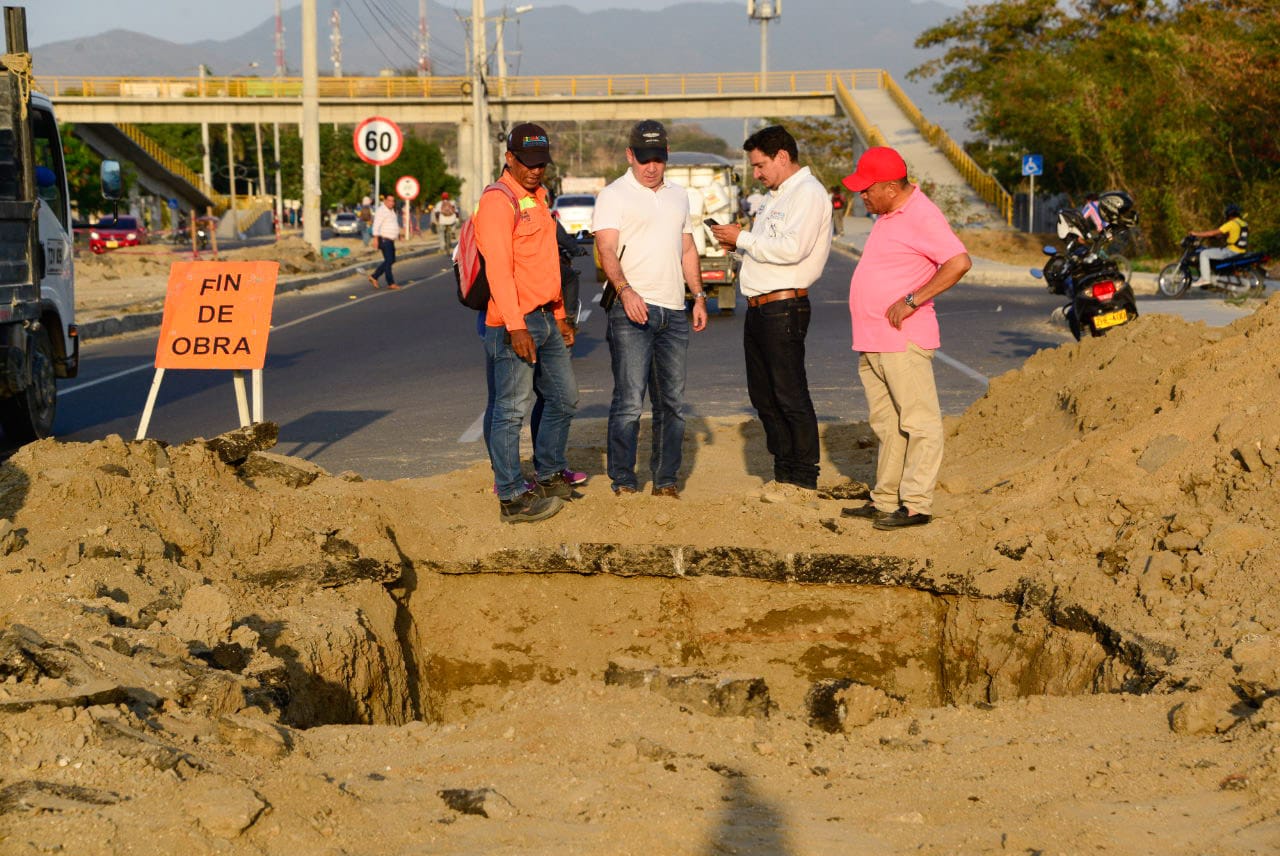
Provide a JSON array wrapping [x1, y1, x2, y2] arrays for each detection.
[[372, 238, 396, 285], [744, 296, 819, 488]]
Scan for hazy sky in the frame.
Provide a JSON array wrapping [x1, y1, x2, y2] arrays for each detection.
[[28, 0, 966, 47]]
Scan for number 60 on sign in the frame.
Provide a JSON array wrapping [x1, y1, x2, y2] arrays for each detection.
[[354, 116, 403, 167]]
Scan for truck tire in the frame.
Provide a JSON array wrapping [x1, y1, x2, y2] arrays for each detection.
[[716, 283, 736, 314], [1, 330, 57, 444]]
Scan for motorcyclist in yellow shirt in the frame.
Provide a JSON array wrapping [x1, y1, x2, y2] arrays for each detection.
[[1189, 204, 1248, 286]]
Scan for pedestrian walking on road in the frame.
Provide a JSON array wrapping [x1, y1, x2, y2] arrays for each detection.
[[368, 194, 401, 289], [830, 185, 847, 237], [594, 119, 708, 497], [478, 122, 579, 523], [358, 196, 374, 246], [839, 146, 971, 530], [709, 125, 831, 491]]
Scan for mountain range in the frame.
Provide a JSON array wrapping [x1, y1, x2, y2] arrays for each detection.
[[32, 0, 969, 136]]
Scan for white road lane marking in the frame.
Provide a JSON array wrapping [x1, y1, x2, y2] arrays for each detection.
[[935, 350, 989, 387], [61, 271, 440, 398]]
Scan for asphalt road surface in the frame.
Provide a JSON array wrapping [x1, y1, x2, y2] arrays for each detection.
[[47, 248, 1073, 481]]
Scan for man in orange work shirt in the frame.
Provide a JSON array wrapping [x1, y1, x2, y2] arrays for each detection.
[[477, 122, 579, 524]]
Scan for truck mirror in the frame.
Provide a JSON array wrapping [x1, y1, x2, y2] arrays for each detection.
[[100, 160, 123, 200]]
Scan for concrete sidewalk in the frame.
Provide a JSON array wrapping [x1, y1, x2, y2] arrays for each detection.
[[833, 217, 1269, 328]]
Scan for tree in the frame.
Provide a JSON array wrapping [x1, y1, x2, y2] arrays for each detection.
[[911, 0, 1280, 251]]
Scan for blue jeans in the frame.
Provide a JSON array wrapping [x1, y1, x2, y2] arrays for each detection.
[[372, 238, 396, 285], [485, 308, 578, 500], [606, 301, 689, 490]]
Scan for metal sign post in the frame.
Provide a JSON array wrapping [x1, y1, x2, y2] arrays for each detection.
[[1022, 154, 1043, 233]]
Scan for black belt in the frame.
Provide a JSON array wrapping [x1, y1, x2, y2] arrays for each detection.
[[531, 301, 557, 313]]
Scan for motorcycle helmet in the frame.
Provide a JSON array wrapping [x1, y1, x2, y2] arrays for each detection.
[[1056, 208, 1093, 241], [442, 192, 450, 199], [1098, 191, 1138, 228], [1225, 203, 1242, 219]]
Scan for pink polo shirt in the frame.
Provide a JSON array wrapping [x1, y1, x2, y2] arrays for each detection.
[[848, 186, 967, 353]]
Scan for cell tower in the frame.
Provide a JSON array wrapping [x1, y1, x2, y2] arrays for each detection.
[[274, 0, 286, 76], [330, 7, 343, 78], [418, 0, 431, 77]]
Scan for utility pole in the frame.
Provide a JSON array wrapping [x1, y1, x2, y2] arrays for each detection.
[[470, 0, 489, 198], [302, 0, 321, 251], [418, 0, 430, 77], [330, 7, 342, 77], [274, 0, 286, 77], [199, 64, 211, 192], [495, 6, 532, 85], [272, 122, 283, 239], [747, 0, 778, 92], [226, 123, 238, 236]]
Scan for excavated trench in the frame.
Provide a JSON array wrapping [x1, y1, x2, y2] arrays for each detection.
[[283, 546, 1157, 731]]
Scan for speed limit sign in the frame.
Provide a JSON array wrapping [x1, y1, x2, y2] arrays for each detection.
[[353, 116, 403, 166], [395, 175, 420, 200]]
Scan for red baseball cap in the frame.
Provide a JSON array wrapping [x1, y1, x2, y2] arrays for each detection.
[[842, 147, 908, 192]]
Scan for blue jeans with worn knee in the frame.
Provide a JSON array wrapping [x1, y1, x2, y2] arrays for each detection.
[[485, 308, 578, 501], [606, 301, 689, 491]]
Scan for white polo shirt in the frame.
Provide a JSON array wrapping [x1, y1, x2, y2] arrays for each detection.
[[592, 169, 693, 311], [736, 166, 832, 298]]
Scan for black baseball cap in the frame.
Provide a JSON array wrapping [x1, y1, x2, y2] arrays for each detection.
[[507, 122, 552, 167], [629, 119, 669, 163]]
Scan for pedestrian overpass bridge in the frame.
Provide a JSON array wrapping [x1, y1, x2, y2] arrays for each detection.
[[38, 69, 1011, 223]]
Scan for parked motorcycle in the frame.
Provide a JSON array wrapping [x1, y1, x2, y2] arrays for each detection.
[[1031, 191, 1140, 340], [1156, 235, 1269, 299]]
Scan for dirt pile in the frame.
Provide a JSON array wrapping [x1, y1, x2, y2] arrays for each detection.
[[2, 300, 1280, 851]]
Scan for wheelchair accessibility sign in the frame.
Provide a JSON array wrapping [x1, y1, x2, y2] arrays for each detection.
[[1022, 154, 1044, 177]]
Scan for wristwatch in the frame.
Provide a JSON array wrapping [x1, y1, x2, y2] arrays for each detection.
[[904, 292, 917, 309], [691, 291, 707, 300]]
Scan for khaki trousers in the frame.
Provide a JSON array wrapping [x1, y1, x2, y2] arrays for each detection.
[[858, 345, 943, 516]]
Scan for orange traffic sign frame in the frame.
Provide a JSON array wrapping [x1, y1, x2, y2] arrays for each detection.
[[155, 261, 279, 370]]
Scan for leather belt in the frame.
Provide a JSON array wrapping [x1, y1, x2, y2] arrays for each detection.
[[746, 289, 808, 308], [531, 301, 558, 313]]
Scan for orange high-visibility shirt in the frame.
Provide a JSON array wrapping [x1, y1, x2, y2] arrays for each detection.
[[475, 171, 563, 330]]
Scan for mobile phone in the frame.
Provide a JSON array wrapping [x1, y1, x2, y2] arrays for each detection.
[[703, 218, 719, 227]]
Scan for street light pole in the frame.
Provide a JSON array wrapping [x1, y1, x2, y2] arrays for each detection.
[[747, 0, 779, 93], [301, 0, 321, 251], [470, 0, 489, 201]]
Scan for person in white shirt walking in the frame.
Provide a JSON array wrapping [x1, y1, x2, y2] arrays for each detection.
[[368, 194, 402, 289], [710, 125, 832, 490]]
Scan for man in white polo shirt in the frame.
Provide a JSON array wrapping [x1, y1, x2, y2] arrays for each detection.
[[594, 119, 709, 497], [710, 125, 831, 490]]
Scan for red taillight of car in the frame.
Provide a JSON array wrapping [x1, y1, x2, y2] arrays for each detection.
[[1088, 280, 1117, 301]]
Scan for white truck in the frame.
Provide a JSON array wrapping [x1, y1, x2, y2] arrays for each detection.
[[664, 152, 742, 314], [0, 6, 81, 441]]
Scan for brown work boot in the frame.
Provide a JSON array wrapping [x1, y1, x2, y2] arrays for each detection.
[[499, 491, 564, 524], [651, 485, 680, 498]]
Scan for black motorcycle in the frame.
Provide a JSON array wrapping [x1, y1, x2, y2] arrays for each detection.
[[1031, 192, 1140, 340], [1156, 235, 1269, 299]]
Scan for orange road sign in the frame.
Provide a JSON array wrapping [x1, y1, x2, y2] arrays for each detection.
[[155, 261, 279, 370]]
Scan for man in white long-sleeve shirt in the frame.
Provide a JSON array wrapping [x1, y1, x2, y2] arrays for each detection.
[[368, 194, 401, 289], [710, 125, 831, 490]]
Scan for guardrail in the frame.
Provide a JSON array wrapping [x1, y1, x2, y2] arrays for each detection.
[[879, 71, 1013, 225], [834, 79, 887, 149], [115, 122, 228, 208], [36, 70, 888, 101]]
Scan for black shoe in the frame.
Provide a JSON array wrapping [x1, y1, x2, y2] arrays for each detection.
[[872, 506, 932, 530], [500, 491, 564, 524], [841, 503, 886, 520], [533, 472, 574, 500]]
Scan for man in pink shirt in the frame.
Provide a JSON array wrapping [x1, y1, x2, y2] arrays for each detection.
[[842, 147, 972, 530]]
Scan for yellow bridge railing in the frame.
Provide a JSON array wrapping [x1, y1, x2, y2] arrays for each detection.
[[115, 122, 228, 208], [878, 71, 1013, 225], [36, 70, 888, 101]]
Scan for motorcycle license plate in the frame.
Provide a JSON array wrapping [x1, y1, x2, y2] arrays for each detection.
[[1093, 309, 1129, 330]]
